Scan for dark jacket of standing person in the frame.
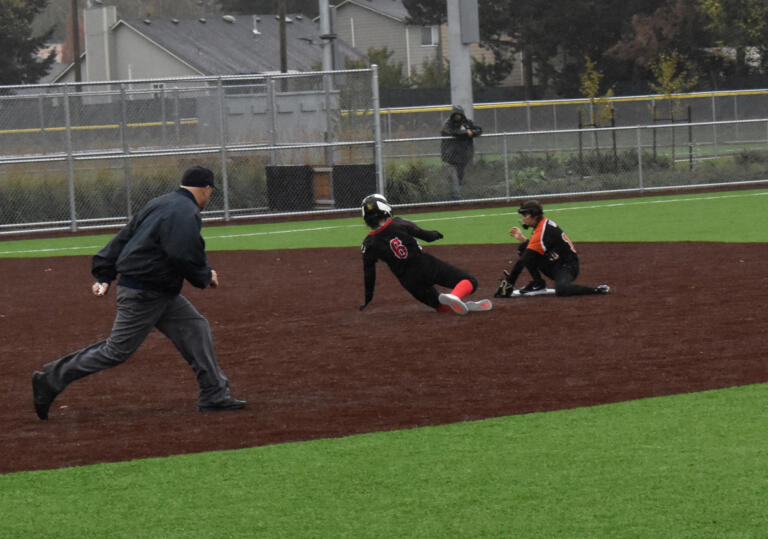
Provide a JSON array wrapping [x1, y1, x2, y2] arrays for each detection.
[[440, 105, 482, 166]]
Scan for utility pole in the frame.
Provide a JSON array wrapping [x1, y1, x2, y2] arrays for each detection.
[[446, 0, 478, 115], [71, 0, 82, 82], [279, 0, 287, 74], [318, 0, 335, 71]]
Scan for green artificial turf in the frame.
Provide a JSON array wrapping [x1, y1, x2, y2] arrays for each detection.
[[1, 189, 767, 258], [2, 384, 767, 538]]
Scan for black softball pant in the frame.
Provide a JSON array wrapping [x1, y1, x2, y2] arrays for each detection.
[[398, 252, 477, 309], [536, 257, 599, 296]]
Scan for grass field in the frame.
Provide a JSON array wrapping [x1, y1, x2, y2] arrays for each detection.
[[1, 189, 767, 258], [2, 188, 767, 538]]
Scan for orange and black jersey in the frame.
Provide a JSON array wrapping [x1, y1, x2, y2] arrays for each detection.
[[361, 217, 443, 304], [508, 218, 578, 286], [521, 218, 577, 260]]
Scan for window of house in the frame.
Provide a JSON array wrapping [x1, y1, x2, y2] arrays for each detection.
[[420, 25, 438, 46]]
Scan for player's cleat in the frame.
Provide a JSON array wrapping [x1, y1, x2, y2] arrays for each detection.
[[32, 371, 59, 420], [466, 299, 493, 312], [517, 280, 547, 295], [438, 293, 469, 315], [198, 396, 247, 412], [595, 284, 611, 294]]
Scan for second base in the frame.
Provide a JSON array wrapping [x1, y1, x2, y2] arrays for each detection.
[[510, 288, 556, 297]]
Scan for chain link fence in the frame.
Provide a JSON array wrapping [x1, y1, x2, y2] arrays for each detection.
[[3, 74, 768, 235], [382, 117, 768, 205], [379, 89, 768, 138], [0, 68, 381, 234]]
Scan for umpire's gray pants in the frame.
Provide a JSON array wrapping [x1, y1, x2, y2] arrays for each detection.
[[43, 286, 231, 407]]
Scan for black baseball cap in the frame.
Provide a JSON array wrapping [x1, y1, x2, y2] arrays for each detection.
[[181, 166, 215, 188], [518, 200, 543, 216]]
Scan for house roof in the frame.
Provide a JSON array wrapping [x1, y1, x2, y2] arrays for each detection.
[[119, 13, 360, 75], [333, 0, 410, 22], [40, 61, 71, 84]]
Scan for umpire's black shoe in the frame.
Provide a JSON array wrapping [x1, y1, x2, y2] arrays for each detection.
[[198, 396, 247, 412], [32, 371, 59, 420]]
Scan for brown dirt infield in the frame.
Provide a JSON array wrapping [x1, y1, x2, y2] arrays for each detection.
[[2, 243, 767, 473]]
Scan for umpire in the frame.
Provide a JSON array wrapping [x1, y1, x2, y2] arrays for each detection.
[[32, 165, 246, 419]]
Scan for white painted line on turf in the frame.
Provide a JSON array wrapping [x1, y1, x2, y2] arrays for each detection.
[[212, 224, 348, 239], [415, 190, 768, 223], [2, 190, 766, 256], [0, 245, 102, 256]]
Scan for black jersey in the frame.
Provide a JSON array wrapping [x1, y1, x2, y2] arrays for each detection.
[[507, 218, 579, 287], [361, 217, 443, 305], [521, 218, 578, 262]]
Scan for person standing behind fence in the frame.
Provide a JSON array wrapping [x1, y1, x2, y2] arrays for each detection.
[[441, 105, 482, 200], [32, 165, 246, 420]]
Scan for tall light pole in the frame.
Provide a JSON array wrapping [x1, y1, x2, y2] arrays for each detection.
[[446, 0, 478, 115]]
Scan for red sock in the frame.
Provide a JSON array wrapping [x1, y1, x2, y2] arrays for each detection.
[[451, 279, 475, 299]]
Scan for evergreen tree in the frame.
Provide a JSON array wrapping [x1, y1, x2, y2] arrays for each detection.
[[346, 47, 408, 89], [0, 0, 56, 85]]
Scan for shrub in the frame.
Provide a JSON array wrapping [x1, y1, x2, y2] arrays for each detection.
[[384, 160, 443, 203]]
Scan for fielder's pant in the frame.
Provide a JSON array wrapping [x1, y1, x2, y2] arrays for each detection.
[[42, 286, 231, 407], [538, 258, 600, 296]]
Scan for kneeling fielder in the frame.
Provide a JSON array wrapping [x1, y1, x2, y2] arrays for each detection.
[[495, 200, 610, 298]]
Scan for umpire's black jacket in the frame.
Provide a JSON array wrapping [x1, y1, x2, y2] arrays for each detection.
[[92, 188, 213, 295]]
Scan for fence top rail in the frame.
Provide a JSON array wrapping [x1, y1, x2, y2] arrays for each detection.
[[0, 139, 376, 165], [377, 87, 768, 115], [0, 68, 373, 93], [383, 116, 768, 144]]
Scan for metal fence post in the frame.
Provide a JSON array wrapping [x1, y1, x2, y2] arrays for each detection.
[[323, 72, 335, 168], [160, 85, 167, 145], [216, 77, 230, 221], [636, 126, 644, 191], [63, 84, 77, 232], [371, 64, 384, 194], [552, 103, 558, 150], [526, 101, 532, 151], [120, 83, 133, 219], [711, 94, 718, 155], [268, 77, 277, 165], [503, 133, 510, 200], [174, 88, 181, 145], [37, 94, 47, 150]]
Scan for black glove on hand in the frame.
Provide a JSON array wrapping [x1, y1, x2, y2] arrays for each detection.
[[428, 231, 443, 241]]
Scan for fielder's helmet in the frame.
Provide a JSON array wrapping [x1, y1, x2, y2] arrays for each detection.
[[362, 193, 392, 228], [518, 199, 543, 217]]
